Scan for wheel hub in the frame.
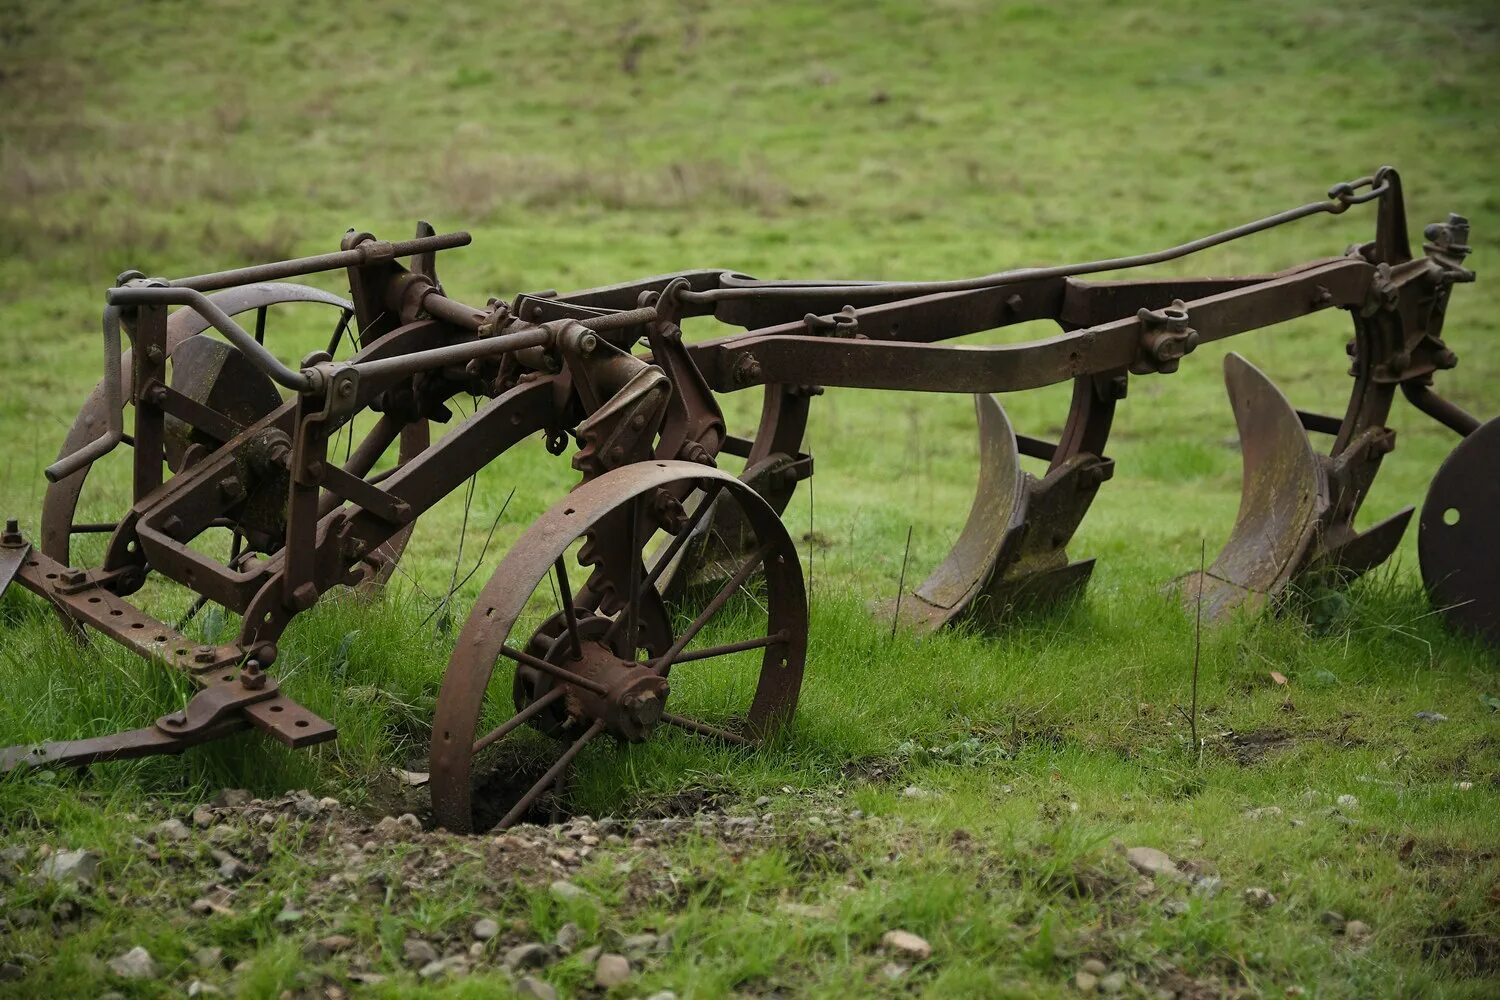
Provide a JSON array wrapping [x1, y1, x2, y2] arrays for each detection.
[[567, 640, 670, 742]]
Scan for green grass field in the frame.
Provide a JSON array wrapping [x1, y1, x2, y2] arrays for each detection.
[[1, 1, 1497, 996]]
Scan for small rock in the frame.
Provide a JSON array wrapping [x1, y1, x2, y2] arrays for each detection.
[[211, 788, 251, 808], [754, 796, 772, 808], [472, 918, 500, 941], [1414, 711, 1448, 724], [503, 943, 552, 970], [1193, 876, 1224, 898], [554, 921, 583, 953], [189, 895, 233, 918], [1243, 887, 1277, 909], [154, 818, 191, 842], [549, 879, 593, 903], [194, 947, 225, 969], [515, 976, 557, 1000], [318, 797, 341, 811], [1099, 971, 1128, 994], [1076, 970, 1099, 993], [1336, 794, 1359, 809], [1319, 911, 1346, 933], [0, 963, 23, 982], [50, 898, 81, 922], [1125, 846, 1180, 880], [216, 856, 250, 882], [303, 934, 354, 960], [186, 981, 221, 997], [418, 957, 466, 980], [37, 849, 100, 885], [1161, 899, 1189, 917], [622, 932, 659, 956], [594, 952, 631, 988], [1455, 781, 1474, 791], [108, 946, 157, 980], [900, 785, 931, 799], [191, 805, 215, 828], [880, 929, 931, 961], [577, 945, 603, 966], [645, 992, 678, 1000], [403, 937, 439, 967], [880, 961, 908, 980], [1080, 959, 1108, 976], [1243, 805, 1283, 821], [275, 907, 302, 924], [1344, 919, 1371, 940], [374, 813, 421, 837]]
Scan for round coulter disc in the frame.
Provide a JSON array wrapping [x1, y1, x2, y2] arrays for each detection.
[[1419, 416, 1500, 646]]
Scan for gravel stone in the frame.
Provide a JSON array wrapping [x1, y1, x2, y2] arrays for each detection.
[[554, 921, 583, 953], [1125, 846, 1180, 880], [594, 952, 631, 988], [1243, 886, 1277, 909], [880, 929, 932, 960], [108, 946, 158, 980], [154, 818, 191, 842], [504, 943, 552, 970], [549, 879, 594, 903], [37, 849, 100, 885], [472, 918, 500, 941], [403, 937, 439, 967], [211, 789, 251, 808], [515, 976, 557, 999]]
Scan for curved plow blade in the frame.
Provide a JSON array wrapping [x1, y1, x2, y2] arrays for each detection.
[[1179, 353, 1327, 619], [874, 393, 1028, 631], [1420, 415, 1500, 646], [876, 392, 1111, 633]]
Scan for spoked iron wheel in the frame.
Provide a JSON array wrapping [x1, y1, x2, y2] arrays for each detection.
[[430, 460, 807, 833], [38, 285, 427, 629]]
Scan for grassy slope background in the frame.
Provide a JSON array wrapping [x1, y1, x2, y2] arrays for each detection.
[[0, 0, 1497, 997]]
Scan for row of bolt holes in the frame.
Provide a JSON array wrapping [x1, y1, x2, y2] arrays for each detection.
[[32, 560, 308, 729]]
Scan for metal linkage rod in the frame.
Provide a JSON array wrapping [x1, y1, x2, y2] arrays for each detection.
[[170, 232, 471, 293], [107, 286, 314, 391], [678, 172, 1392, 305]]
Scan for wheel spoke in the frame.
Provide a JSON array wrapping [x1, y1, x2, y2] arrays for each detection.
[[553, 558, 583, 660], [645, 630, 787, 667], [69, 521, 119, 534], [625, 496, 640, 656], [660, 712, 751, 746], [472, 686, 566, 755], [602, 481, 726, 648], [498, 644, 608, 696], [496, 719, 606, 829], [654, 542, 772, 676]]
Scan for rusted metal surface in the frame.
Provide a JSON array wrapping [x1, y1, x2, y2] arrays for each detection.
[[1420, 417, 1500, 645], [431, 461, 805, 832], [0, 169, 1490, 828]]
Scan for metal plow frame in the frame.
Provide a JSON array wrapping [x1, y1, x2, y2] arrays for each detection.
[[0, 167, 1491, 830]]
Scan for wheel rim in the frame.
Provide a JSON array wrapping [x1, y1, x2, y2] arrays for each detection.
[[430, 461, 807, 833]]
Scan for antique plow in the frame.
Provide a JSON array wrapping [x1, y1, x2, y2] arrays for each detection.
[[0, 167, 1491, 831]]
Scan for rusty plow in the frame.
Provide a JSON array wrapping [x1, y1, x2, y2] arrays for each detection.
[[0, 168, 1493, 830]]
